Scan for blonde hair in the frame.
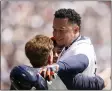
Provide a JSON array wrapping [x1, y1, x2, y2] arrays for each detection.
[[25, 35, 54, 67]]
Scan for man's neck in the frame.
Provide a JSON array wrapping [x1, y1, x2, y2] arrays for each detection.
[[66, 34, 80, 47]]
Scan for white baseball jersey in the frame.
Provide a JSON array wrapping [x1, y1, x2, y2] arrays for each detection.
[[57, 36, 97, 77]]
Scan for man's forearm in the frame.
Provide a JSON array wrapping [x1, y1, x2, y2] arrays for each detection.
[[72, 73, 104, 90], [97, 68, 111, 87]]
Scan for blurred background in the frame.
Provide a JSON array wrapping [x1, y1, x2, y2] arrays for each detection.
[[1, 0, 111, 90]]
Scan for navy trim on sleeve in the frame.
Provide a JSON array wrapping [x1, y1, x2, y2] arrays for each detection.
[[57, 54, 89, 74]]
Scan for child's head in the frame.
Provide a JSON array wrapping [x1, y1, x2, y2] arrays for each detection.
[[25, 35, 54, 68]]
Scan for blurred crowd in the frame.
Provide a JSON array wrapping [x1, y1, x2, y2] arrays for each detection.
[[1, 1, 111, 90]]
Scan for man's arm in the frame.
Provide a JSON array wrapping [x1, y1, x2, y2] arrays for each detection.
[[56, 54, 105, 90], [44, 54, 105, 90], [40, 54, 89, 82], [57, 54, 89, 74], [72, 73, 104, 90], [97, 68, 111, 89]]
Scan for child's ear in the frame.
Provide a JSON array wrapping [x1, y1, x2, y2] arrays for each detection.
[[47, 55, 52, 65], [73, 25, 79, 33]]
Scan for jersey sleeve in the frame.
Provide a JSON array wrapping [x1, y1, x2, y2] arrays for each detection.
[[72, 73, 104, 90], [57, 54, 89, 75]]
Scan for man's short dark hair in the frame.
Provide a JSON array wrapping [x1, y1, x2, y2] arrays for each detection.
[[54, 8, 81, 28]]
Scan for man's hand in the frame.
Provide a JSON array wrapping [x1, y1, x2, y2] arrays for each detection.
[[39, 64, 59, 81], [97, 68, 111, 87]]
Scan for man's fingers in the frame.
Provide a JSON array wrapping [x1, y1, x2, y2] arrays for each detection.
[[50, 67, 55, 79], [40, 68, 47, 78], [46, 68, 50, 77], [39, 66, 57, 81], [46, 68, 53, 81]]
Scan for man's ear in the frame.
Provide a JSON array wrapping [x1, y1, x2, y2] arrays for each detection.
[[47, 55, 52, 65], [73, 25, 79, 34]]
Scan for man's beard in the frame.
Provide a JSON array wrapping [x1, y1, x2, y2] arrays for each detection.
[[56, 44, 64, 49]]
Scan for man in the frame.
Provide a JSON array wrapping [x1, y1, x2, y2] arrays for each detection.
[[40, 8, 107, 90], [51, 36, 110, 90]]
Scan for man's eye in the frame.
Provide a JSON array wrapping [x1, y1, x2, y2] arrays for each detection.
[[53, 29, 57, 32], [59, 30, 63, 32], [60, 30, 65, 32]]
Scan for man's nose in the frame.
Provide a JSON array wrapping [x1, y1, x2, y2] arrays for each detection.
[[54, 31, 61, 38]]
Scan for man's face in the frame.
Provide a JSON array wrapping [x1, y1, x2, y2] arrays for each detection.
[[53, 18, 76, 47]]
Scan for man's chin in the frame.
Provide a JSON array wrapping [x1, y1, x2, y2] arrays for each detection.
[[56, 41, 64, 47], [57, 44, 64, 48]]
